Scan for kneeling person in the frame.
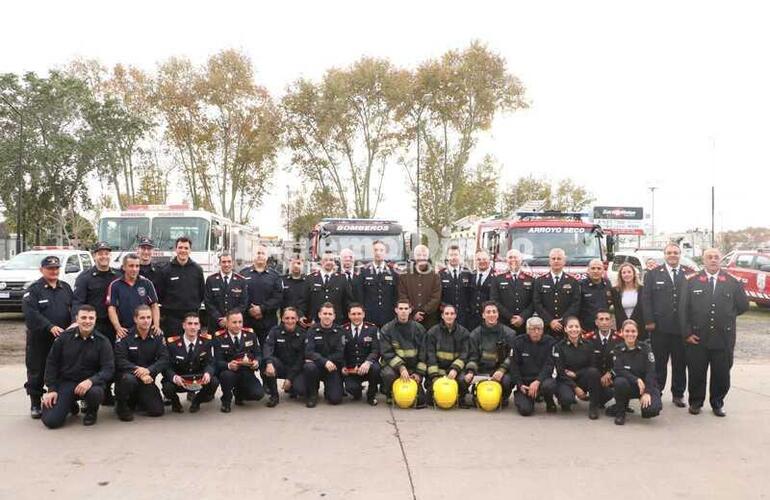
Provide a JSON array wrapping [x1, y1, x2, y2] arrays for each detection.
[[162, 312, 219, 413], [465, 302, 516, 408], [114, 305, 169, 421], [41, 305, 115, 428], [304, 302, 345, 407], [611, 319, 662, 425], [509, 316, 557, 416], [214, 309, 265, 413], [342, 303, 381, 406], [379, 300, 428, 408], [263, 307, 308, 407], [426, 305, 470, 407]]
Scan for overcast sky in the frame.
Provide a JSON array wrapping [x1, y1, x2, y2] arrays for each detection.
[[2, 0, 768, 237]]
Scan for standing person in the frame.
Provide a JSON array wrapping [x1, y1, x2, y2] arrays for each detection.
[[342, 304, 380, 406], [642, 242, 693, 408], [468, 250, 495, 331], [162, 313, 219, 413], [281, 254, 308, 319], [579, 259, 612, 333], [680, 248, 749, 417], [72, 241, 120, 404], [610, 319, 662, 425], [136, 236, 160, 286], [425, 305, 471, 407], [398, 244, 441, 329], [213, 309, 265, 413], [439, 245, 473, 329], [303, 303, 346, 407], [241, 245, 284, 346], [204, 252, 248, 334], [114, 305, 169, 421], [339, 248, 357, 292], [40, 305, 114, 428], [156, 236, 205, 339], [489, 249, 534, 335], [357, 240, 399, 328], [262, 307, 308, 407], [23, 256, 74, 419], [533, 248, 581, 337], [379, 300, 428, 408], [303, 250, 352, 324], [612, 263, 645, 339], [508, 317, 557, 416], [106, 254, 161, 338]]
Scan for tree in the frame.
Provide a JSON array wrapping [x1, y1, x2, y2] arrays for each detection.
[[500, 175, 595, 215], [284, 186, 346, 241], [402, 41, 528, 241], [454, 154, 500, 219], [283, 57, 410, 218]]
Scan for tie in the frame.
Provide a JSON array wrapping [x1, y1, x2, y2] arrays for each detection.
[[224, 275, 229, 288], [554, 274, 559, 286], [477, 274, 482, 287], [602, 337, 607, 347], [187, 343, 195, 360], [233, 335, 240, 350], [453, 269, 457, 281], [347, 272, 352, 282], [672, 268, 678, 283], [323, 274, 329, 286], [709, 276, 716, 294], [354, 326, 359, 339]]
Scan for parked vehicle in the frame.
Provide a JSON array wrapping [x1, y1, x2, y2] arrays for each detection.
[[721, 249, 770, 308], [608, 249, 701, 287]]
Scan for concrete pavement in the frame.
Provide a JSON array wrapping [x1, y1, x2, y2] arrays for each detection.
[[1, 363, 769, 499]]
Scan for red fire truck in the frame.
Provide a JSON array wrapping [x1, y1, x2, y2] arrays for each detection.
[[721, 249, 770, 308], [308, 219, 408, 266]]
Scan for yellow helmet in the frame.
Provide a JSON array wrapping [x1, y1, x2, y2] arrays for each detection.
[[432, 377, 458, 409], [392, 379, 418, 409], [475, 380, 502, 412]]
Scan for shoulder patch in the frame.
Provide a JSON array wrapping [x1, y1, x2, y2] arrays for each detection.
[[582, 331, 596, 340], [215, 329, 227, 337], [200, 332, 212, 340], [242, 327, 254, 333], [166, 336, 181, 343]]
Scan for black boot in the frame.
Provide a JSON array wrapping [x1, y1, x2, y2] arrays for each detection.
[[266, 395, 280, 408], [614, 407, 626, 425], [30, 397, 42, 419], [116, 401, 134, 421]]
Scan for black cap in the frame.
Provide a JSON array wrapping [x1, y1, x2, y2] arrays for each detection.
[[137, 236, 154, 248], [93, 241, 112, 252], [41, 256, 61, 268]]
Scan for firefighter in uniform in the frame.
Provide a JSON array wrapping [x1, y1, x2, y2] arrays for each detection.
[[641, 242, 694, 408], [468, 250, 495, 331], [439, 245, 474, 329], [162, 313, 219, 413], [509, 316, 557, 416], [213, 309, 265, 413], [107, 253, 161, 336], [303, 250, 353, 323], [241, 245, 284, 346], [380, 300, 428, 408], [281, 254, 308, 319], [533, 248, 581, 337], [489, 249, 534, 335], [114, 304, 169, 421], [610, 319, 662, 425], [72, 241, 120, 404], [398, 244, 441, 329], [204, 251, 248, 333], [339, 248, 358, 295], [262, 307, 308, 407], [156, 236, 205, 339], [582, 309, 622, 407], [303, 302, 346, 407], [136, 236, 160, 286], [465, 302, 516, 407], [23, 256, 74, 419], [426, 305, 471, 407], [342, 303, 381, 406], [578, 258, 612, 333], [356, 240, 398, 328], [680, 248, 749, 417]]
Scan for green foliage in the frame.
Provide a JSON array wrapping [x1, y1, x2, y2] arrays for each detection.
[[285, 186, 346, 241], [500, 175, 595, 214], [453, 154, 500, 220]]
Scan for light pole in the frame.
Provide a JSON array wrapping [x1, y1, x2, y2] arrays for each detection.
[[414, 93, 432, 241], [648, 186, 657, 247], [0, 94, 23, 254]]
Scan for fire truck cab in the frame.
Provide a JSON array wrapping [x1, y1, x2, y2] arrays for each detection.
[[721, 249, 770, 308], [308, 219, 407, 266]]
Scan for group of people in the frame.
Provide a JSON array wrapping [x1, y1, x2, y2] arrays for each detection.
[[23, 236, 749, 429]]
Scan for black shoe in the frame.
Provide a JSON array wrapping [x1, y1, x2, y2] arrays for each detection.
[[71, 400, 80, 416], [163, 397, 172, 406], [605, 404, 617, 416], [625, 406, 635, 414], [117, 409, 134, 422], [416, 400, 427, 409], [83, 412, 97, 426], [386, 396, 393, 405], [367, 394, 378, 406], [546, 403, 557, 413], [588, 407, 599, 420], [234, 398, 245, 406], [712, 407, 726, 417], [672, 396, 686, 408], [614, 411, 626, 425], [501, 398, 510, 409], [266, 396, 279, 408], [689, 405, 702, 415], [102, 392, 115, 407], [171, 400, 183, 413], [189, 402, 201, 413], [220, 402, 232, 413], [561, 404, 573, 413], [186, 392, 194, 402], [30, 397, 42, 419], [306, 397, 318, 408], [351, 393, 362, 401]]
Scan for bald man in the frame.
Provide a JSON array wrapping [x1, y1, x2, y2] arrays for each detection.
[[241, 245, 284, 346], [578, 258, 612, 333], [398, 245, 442, 329], [532, 248, 581, 336], [489, 249, 534, 335]]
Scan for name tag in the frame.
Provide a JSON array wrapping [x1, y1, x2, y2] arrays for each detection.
[[211, 287, 220, 291], [38, 299, 49, 304], [553, 352, 560, 357], [624, 365, 631, 369], [563, 284, 572, 290], [656, 281, 665, 285], [220, 344, 230, 348], [313, 283, 322, 288], [441, 279, 450, 283], [384, 276, 393, 281], [693, 290, 703, 295], [542, 285, 551, 289], [176, 355, 185, 359], [170, 276, 180, 281], [277, 339, 286, 343], [129, 346, 138, 350], [522, 352, 530, 357], [315, 336, 323, 340], [244, 277, 251, 280], [365, 276, 373, 281], [584, 293, 592, 297], [245, 340, 254, 347], [500, 281, 509, 285]]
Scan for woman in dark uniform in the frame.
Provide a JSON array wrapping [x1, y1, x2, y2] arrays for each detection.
[[611, 319, 662, 425]]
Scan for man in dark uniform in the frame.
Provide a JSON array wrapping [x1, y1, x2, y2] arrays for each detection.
[[114, 304, 169, 421], [339, 248, 358, 294], [342, 303, 380, 406], [508, 316, 557, 416], [106, 253, 160, 337], [489, 249, 534, 335], [156, 236, 205, 339], [136, 236, 160, 286], [204, 251, 248, 333], [162, 312, 219, 413], [72, 241, 120, 404], [22, 255, 74, 418], [241, 244, 283, 346], [380, 300, 428, 408], [582, 309, 622, 401], [303, 302, 346, 407], [533, 248, 581, 337], [398, 244, 441, 329], [439, 245, 473, 329], [680, 248, 749, 417], [642, 242, 693, 408], [40, 305, 114, 428], [578, 258, 612, 333], [213, 309, 265, 413], [356, 240, 398, 328], [281, 254, 307, 319], [263, 307, 308, 407], [468, 250, 495, 331], [426, 305, 471, 407], [303, 250, 352, 324]]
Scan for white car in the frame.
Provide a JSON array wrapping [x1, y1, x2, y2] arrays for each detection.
[[0, 247, 94, 313], [608, 249, 701, 287]]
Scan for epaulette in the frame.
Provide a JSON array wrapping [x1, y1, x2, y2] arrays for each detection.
[[686, 271, 701, 280], [242, 327, 254, 333], [681, 265, 696, 275], [215, 329, 227, 337], [341, 321, 351, 328], [519, 270, 533, 278], [582, 331, 596, 340], [200, 332, 212, 340], [167, 335, 181, 343], [233, 272, 245, 279], [364, 321, 376, 328]]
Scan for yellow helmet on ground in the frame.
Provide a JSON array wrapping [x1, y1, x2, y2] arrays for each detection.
[[432, 377, 458, 409], [392, 379, 418, 409], [475, 380, 502, 411]]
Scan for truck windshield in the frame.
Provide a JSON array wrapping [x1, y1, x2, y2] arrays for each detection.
[[3, 253, 47, 270], [98, 218, 150, 251], [321, 233, 406, 261], [151, 217, 210, 251], [508, 227, 601, 263]]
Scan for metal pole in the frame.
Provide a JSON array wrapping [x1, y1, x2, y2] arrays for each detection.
[[416, 114, 421, 241], [711, 186, 715, 247], [649, 186, 657, 247], [1, 94, 24, 254]]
